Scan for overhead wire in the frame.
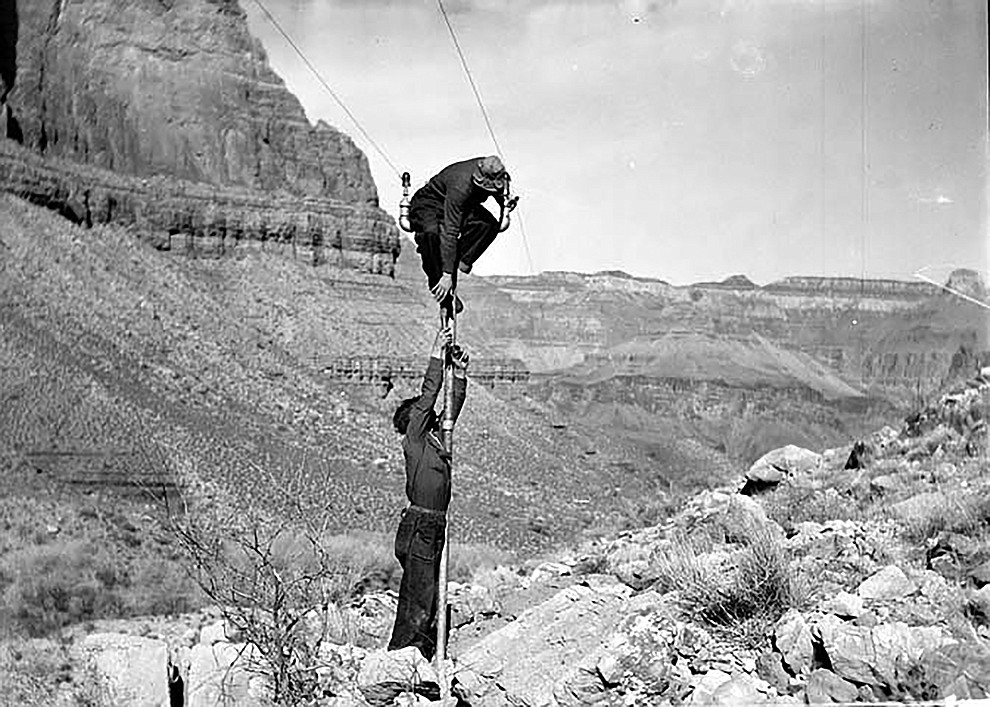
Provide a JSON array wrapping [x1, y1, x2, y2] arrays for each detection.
[[252, 0, 536, 272], [435, 0, 535, 273], [435, 0, 504, 160], [248, 0, 402, 177]]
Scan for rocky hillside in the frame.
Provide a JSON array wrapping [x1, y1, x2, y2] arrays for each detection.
[[0, 193, 657, 552], [9, 368, 987, 706]]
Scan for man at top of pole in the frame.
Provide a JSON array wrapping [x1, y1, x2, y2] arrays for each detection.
[[407, 156, 519, 313]]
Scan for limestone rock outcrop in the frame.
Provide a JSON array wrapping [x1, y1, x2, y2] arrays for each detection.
[[0, 139, 400, 275], [2, 0, 400, 275]]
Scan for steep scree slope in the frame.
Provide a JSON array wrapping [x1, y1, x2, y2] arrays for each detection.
[[0, 195, 657, 553]]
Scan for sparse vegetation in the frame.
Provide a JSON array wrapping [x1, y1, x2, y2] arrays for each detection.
[[764, 483, 864, 532], [0, 495, 201, 640], [652, 521, 804, 629]]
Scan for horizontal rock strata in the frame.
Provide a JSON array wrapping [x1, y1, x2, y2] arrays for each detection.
[[0, 140, 400, 275]]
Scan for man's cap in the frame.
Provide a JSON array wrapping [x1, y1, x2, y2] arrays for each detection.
[[472, 155, 508, 192]]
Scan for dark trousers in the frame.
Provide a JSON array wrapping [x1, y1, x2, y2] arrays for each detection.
[[387, 506, 448, 660], [409, 188, 500, 289]]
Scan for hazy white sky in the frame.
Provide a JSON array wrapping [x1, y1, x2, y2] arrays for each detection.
[[245, 0, 987, 286]]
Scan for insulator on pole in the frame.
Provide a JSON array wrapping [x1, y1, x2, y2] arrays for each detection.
[[399, 171, 413, 232]]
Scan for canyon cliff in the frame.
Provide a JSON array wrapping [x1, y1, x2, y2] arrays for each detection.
[[1, 0, 399, 274]]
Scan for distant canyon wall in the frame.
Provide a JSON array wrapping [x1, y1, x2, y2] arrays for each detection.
[[460, 270, 989, 406]]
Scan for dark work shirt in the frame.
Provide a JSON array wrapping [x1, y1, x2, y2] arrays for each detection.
[[425, 157, 506, 275], [403, 357, 467, 511]]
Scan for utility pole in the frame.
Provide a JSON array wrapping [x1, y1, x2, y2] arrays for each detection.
[[437, 297, 455, 705]]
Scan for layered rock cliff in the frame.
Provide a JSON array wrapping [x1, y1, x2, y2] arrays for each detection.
[[459, 269, 988, 403], [0, 139, 399, 274], [14, 0, 376, 204], [1, 0, 399, 274]]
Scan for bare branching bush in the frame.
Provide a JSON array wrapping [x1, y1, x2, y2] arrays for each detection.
[[168, 506, 361, 706], [156, 447, 392, 706]]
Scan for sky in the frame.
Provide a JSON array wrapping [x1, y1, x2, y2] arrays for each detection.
[[244, 0, 988, 286]]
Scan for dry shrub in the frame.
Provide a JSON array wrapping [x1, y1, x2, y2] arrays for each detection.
[[653, 522, 803, 627], [0, 540, 126, 637], [0, 538, 201, 638], [450, 542, 515, 584], [900, 486, 990, 543], [169, 502, 393, 705]]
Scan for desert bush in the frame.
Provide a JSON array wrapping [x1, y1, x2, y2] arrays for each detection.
[[652, 522, 803, 627], [0, 540, 126, 637], [900, 484, 990, 543], [168, 503, 380, 706], [449, 542, 515, 584], [0, 536, 202, 638]]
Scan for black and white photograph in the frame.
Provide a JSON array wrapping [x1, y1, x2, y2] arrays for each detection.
[[0, 0, 987, 704]]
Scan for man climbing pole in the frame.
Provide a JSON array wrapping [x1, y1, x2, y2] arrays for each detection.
[[387, 323, 469, 660], [407, 155, 519, 312]]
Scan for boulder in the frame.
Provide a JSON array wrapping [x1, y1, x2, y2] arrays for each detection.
[[755, 651, 790, 692], [743, 445, 822, 494], [805, 668, 859, 704], [709, 673, 770, 704], [773, 609, 814, 675], [78, 633, 169, 707], [820, 591, 864, 618], [857, 565, 917, 600], [198, 619, 228, 646], [970, 560, 990, 587], [454, 580, 641, 706], [450, 583, 500, 628], [814, 616, 954, 687], [688, 669, 732, 704], [186, 642, 266, 707], [357, 647, 439, 688]]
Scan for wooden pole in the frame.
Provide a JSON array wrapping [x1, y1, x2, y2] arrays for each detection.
[[437, 298, 455, 705]]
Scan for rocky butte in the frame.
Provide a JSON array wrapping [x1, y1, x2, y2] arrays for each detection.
[[0, 0, 399, 274]]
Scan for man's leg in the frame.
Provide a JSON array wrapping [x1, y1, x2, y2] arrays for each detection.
[[388, 510, 445, 659], [409, 193, 445, 290], [456, 204, 500, 274], [416, 514, 446, 660], [414, 228, 444, 291], [388, 510, 424, 652]]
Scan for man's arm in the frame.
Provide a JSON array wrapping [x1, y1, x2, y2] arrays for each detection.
[[406, 358, 444, 440], [406, 327, 452, 439]]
